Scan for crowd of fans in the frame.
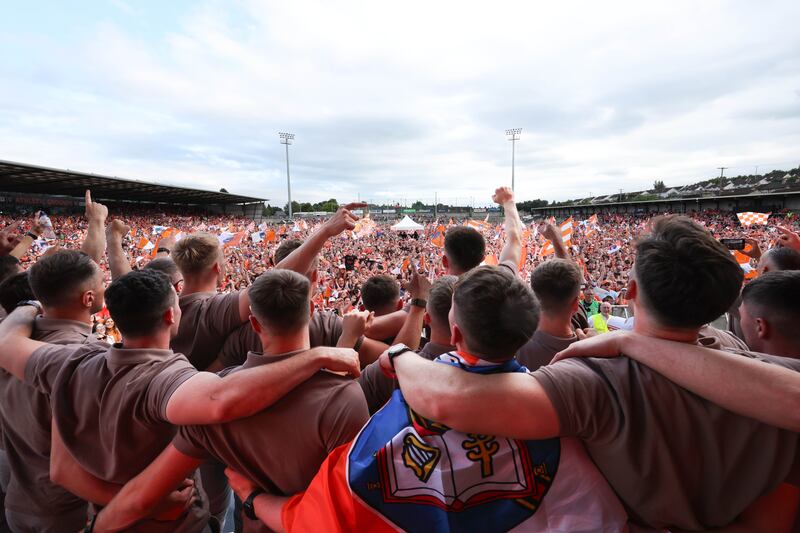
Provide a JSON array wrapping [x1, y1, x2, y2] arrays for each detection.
[[0, 187, 798, 532]]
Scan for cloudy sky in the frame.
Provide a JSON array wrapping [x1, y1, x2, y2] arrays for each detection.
[[1, 0, 799, 206]]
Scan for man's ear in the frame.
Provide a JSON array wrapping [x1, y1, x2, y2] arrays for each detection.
[[164, 306, 176, 326], [755, 317, 769, 340], [442, 254, 450, 272], [571, 297, 579, 314], [627, 279, 638, 301], [396, 299, 404, 311], [212, 262, 222, 275], [249, 314, 264, 335], [81, 290, 94, 310], [423, 311, 431, 326], [451, 323, 464, 348]]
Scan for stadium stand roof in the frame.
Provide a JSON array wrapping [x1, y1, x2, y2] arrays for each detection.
[[0, 159, 266, 205]]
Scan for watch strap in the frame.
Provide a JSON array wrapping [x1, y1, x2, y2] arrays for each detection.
[[410, 298, 427, 308], [244, 489, 265, 520]]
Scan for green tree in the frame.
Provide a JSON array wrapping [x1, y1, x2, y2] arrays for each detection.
[[411, 200, 426, 210], [653, 180, 666, 192]]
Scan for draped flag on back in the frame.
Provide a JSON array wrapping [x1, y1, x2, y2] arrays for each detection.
[[279, 352, 627, 532]]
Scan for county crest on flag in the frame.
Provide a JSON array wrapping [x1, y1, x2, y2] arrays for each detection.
[[736, 212, 770, 227]]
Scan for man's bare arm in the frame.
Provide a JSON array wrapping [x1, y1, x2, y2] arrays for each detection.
[[495, 187, 523, 267], [165, 347, 360, 425], [50, 418, 122, 505], [93, 445, 201, 533], [554, 331, 800, 432], [539, 221, 569, 260], [276, 203, 367, 276], [0, 306, 47, 380], [105, 220, 133, 280], [365, 310, 406, 341], [226, 468, 288, 533], [392, 269, 432, 351], [81, 190, 108, 264], [392, 351, 560, 439]]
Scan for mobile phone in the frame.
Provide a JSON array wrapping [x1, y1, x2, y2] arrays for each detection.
[[720, 238, 745, 250]]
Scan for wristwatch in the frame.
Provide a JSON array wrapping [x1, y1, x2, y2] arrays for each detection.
[[410, 298, 427, 309], [243, 488, 265, 520], [16, 300, 42, 314], [387, 343, 413, 370]]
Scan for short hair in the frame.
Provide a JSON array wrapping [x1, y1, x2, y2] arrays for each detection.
[[274, 239, 303, 265], [453, 266, 539, 361], [145, 258, 182, 284], [444, 227, 486, 273], [762, 247, 800, 272], [172, 233, 221, 276], [427, 275, 458, 326], [28, 250, 99, 308], [0, 255, 21, 284], [105, 269, 175, 338], [0, 272, 34, 314], [634, 215, 742, 329], [248, 269, 311, 333], [530, 259, 582, 314], [742, 271, 800, 333], [360, 275, 400, 312]]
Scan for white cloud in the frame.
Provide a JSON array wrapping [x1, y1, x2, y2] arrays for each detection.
[[0, 0, 798, 206]]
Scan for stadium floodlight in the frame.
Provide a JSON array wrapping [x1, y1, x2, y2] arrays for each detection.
[[279, 132, 295, 218], [505, 128, 522, 191]]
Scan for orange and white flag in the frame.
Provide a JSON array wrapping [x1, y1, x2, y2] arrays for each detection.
[[541, 217, 573, 256], [736, 212, 770, 227]]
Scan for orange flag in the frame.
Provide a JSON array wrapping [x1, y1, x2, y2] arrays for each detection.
[[483, 254, 498, 266], [518, 245, 528, 271], [265, 229, 277, 243]]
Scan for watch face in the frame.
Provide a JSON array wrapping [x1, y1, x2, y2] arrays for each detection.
[[389, 343, 408, 356]]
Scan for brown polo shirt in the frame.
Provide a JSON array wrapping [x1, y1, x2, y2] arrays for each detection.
[[357, 341, 453, 415], [0, 318, 93, 521], [216, 310, 344, 368], [516, 330, 577, 371], [172, 291, 243, 370], [173, 350, 369, 533], [533, 341, 800, 530], [25, 343, 209, 532]]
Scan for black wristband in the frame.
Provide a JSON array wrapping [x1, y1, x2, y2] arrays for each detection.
[[25, 231, 38, 239], [353, 335, 365, 352], [244, 489, 265, 520], [157, 247, 171, 255], [410, 298, 427, 309]]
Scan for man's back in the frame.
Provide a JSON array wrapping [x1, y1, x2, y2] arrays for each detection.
[[533, 350, 800, 529], [172, 291, 242, 370], [174, 351, 368, 532], [28, 342, 209, 532], [0, 318, 94, 530], [516, 330, 577, 371]]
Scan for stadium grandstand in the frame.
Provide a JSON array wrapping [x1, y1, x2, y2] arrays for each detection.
[[0, 159, 267, 217]]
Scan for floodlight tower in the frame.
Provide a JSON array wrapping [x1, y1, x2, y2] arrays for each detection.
[[505, 128, 522, 191], [279, 132, 295, 217]]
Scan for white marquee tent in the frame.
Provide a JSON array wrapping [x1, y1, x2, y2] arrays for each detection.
[[391, 215, 424, 232]]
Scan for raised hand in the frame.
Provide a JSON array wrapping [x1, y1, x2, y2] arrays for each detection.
[[551, 330, 629, 363], [492, 186, 514, 206], [84, 190, 108, 223], [776, 225, 800, 251], [537, 221, 560, 243], [404, 268, 432, 300], [324, 202, 368, 237], [341, 310, 374, 341], [106, 219, 131, 242], [0, 220, 22, 255]]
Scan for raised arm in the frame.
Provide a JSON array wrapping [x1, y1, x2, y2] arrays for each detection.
[[105, 220, 133, 280], [92, 444, 201, 533], [0, 220, 23, 257], [275, 203, 367, 276], [0, 305, 47, 380], [391, 351, 560, 439], [392, 269, 431, 350], [81, 190, 108, 264], [553, 331, 800, 432], [165, 346, 361, 425], [9, 219, 43, 259], [539, 221, 569, 260], [495, 187, 523, 267], [364, 310, 406, 341]]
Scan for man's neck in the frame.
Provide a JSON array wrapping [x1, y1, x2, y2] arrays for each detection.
[[536, 314, 574, 339], [181, 277, 219, 296], [259, 329, 311, 356], [428, 326, 452, 347], [632, 316, 698, 343], [120, 332, 172, 351], [42, 307, 91, 325], [759, 340, 800, 360]]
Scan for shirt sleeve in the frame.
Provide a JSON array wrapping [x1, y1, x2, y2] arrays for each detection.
[[205, 292, 243, 339], [356, 360, 396, 415], [531, 358, 624, 443], [498, 259, 518, 276], [172, 425, 213, 461], [146, 357, 199, 423], [23, 343, 80, 395], [320, 381, 369, 453]]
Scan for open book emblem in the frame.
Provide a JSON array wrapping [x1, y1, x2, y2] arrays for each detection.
[[402, 433, 441, 483]]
